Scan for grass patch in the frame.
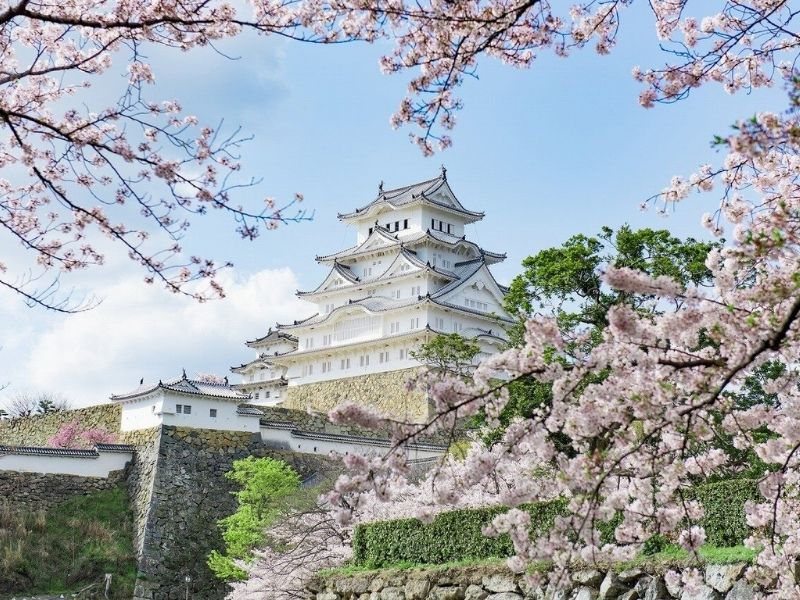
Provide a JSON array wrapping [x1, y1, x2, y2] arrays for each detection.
[[620, 544, 757, 570], [0, 485, 136, 598]]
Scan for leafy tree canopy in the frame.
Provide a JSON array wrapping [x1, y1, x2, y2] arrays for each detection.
[[503, 225, 719, 347], [208, 457, 300, 581], [411, 333, 481, 377]]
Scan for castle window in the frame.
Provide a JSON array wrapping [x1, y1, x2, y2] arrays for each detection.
[[410, 317, 419, 329], [255, 392, 260, 399], [447, 223, 452, 234], [183, 405, 192, 415], [176, 404, 182, 414], [368, 227, 373, 235], [379, 351, 389, 363], [309, 364, 314, 375], [411, 285, 420, 296], [399, 349, 406, 359], [431, 218, 435, 229], [265, 391, 271, 398], [340, 358, 351, 370], [404, 219, 408, 229], [209, 409, 217, 418], [435, 317, 445, 330], [395, 289, 401, 299], [360, 354, 370, 367], [394, 221, 400, 231]]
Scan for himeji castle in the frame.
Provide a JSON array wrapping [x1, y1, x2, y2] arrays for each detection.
[[231, 169, 513, 422]]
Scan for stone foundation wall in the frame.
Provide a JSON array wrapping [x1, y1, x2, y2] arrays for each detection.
[[308, 563, 758, 600], [133, 425, 339, 600], [0, 468, 128, 512], [283, 368, 429, 422], [0, 403, 121, 446]]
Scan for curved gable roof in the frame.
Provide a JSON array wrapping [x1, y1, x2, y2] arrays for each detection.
[[338, 172, 484, 223]]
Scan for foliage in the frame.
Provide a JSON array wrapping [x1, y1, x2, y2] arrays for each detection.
[[411, 333, 481, 377], [688, 479, 761, 548], [353, 500, 567, 568], [208, 457, 300, 581], [503, 225, 717, 347], [47, 419, 117, 449], [0, 485, 136, 597], [480, 226, 717, 444], [352, 479, 759, 569]]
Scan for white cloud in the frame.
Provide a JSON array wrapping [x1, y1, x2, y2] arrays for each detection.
[[2, 267, 313, 407]]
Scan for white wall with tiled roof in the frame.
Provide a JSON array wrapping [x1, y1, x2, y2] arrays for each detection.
[[0, 446, 133, 477]]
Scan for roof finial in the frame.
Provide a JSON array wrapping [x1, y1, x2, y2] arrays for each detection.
[[181, 368, 187, 379], [378, 180, 384, 194], [440, 164, 447, 180]]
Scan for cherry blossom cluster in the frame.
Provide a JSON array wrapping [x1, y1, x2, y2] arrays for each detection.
[[46, 419, 116, 448], [0, 0, 318, 310], [329, 97, 800, 596]]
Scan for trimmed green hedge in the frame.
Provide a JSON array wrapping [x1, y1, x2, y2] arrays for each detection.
[[689, 479, 760, 547], [353, 499, 567, 568], [352, 479, 759, 568]]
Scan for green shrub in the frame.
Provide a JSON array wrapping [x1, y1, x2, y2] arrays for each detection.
[[353, 499, 567, 568], [688, 479, 760, 547], [208, 456, 300, 581], [353, 479, 761, 568]]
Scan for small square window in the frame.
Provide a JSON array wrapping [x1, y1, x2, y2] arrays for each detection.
[[184, 405, 192, 415], [210, 409, 217, 418], [176, 404, 183, 414], [255, 392, 260, 399]]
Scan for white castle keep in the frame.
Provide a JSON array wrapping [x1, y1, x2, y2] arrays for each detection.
[[230, 169, 513, 421]]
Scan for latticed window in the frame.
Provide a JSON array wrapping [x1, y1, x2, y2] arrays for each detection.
[[334, 316, 381, 342]]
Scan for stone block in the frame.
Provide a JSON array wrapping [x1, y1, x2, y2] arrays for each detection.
[[380, 586, 406, 600], [484, 574, 520, 593], [465, 584, 489, 600], [429, 585, 466, 600], [598, 571, 629, 600], [572, 571, 604, 587], [486, 594, 523, 600], [705, 565, 745, 594], [404, 578, 430, 599], [617, 569, 644, 583], [724, 581, 755, 600], [571, 587, 598, 600], [642, 577, 669, 600], [680, 584, 721, 600]]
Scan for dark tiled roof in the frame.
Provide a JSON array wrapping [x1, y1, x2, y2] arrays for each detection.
[[337, 173, 484, 221], [94, 443, 135, 453], [112, 374, 250, 402], [287, 429, 448, 452], [236, 406, 265, 417]]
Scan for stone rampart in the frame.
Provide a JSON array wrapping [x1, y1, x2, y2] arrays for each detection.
[[133, 425, 339, 600], [283, 368, 429, 422], [308, 562, 759, 600], [0, 468, 128, 512], [0, 403, 121, 446]]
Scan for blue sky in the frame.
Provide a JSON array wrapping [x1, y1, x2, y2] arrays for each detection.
[[0, 4, 790, 406]]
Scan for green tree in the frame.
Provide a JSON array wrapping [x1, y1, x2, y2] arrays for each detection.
[[411, 333, 481, 377], [488, 225, 718, 438], [504, 225, 718, 347], [208, 456, 300, 581]]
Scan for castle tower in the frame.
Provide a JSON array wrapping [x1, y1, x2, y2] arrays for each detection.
[[233, 170, 512, 421]]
